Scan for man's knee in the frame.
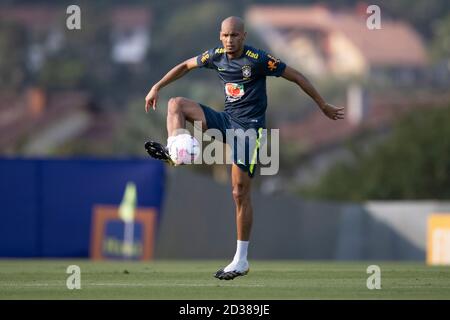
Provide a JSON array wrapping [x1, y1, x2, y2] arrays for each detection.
[[168, 97, 186, 115], [232, 183, 251, 205]]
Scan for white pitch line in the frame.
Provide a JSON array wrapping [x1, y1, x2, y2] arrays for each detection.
[[90, 283, 265, 288], [1, 282, 265, 288]]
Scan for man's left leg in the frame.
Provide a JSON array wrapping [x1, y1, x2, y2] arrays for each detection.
[[231, 163, 253, 242], [215, 164, 252, 280]]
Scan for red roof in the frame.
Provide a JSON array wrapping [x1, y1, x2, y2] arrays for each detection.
[[246, 5, 332, 31], [0, 5, 60, 30], [110, 7, 152, 29]]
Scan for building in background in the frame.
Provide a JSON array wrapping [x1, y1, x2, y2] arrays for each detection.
[[246, 4, 427, 83], [110, 7, 152, 64]]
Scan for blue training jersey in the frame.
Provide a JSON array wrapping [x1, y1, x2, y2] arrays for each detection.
[[196, 45, 286, 128]]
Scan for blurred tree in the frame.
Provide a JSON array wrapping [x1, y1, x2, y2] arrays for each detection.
[[431, 13, 450, 61], [150, 0, 239, 78], [30, 3, 113, 96], [62, 5, 113, 95], [0, 21, 27, 92], [300, 103, 450, 201], [114, 98, 167, 155], [37, 56, 85, 90]]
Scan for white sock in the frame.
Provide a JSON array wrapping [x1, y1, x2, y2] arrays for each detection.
[[234, 240, 249, 262], [224, 240, 249, 272], [167, 136, 176, 148]]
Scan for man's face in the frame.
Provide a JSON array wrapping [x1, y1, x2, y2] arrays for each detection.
[[220, 24, 246, 54]]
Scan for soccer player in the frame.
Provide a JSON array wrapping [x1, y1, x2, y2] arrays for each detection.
[[144, 16, 344, 280]]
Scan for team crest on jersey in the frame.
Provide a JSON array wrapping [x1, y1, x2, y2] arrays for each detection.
[[225, 83, 245, 102], [242, 65, 252, 79]]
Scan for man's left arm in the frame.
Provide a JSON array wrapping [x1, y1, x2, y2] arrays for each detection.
[[281, 66, 344, 121]]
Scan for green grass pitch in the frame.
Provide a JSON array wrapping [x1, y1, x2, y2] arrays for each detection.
[[1, 260, 449, 300]]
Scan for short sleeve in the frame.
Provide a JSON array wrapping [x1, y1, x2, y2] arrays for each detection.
[[259, 51, 286, 77], [196, 48, 215, 69]]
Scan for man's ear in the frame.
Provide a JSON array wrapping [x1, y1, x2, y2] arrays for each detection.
[[243, 31, 247, 40]]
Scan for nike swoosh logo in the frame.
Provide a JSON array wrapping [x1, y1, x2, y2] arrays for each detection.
[[217, 68, 226, 71]]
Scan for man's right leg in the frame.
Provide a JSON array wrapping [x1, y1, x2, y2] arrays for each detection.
[[167, 97, 208, 137], [146, 97, 207, 163]]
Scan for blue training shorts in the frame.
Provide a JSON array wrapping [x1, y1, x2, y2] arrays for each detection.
[[200, 104, 264, 178]]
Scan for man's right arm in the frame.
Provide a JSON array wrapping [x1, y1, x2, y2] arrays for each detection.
[[145, 57, 198, 112]]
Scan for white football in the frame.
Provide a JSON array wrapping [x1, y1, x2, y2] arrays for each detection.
[[168, 134, 200, 165]]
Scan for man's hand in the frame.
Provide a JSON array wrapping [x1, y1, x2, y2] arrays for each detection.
[[144, 58, 198, 113], [145, 86, 159, 113], [320, 103, 345, 121]]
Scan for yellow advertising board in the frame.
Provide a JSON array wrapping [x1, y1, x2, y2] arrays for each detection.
[[427, 214, 450, 265]]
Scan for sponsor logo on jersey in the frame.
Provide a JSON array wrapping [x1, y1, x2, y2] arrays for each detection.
[[225, 83, 245, 102], [201, 51, 209, 64], [267, 54, 281, 71], [245, 49, 259, 59], [268, 60, 278, 71], [242, 65, 252, 79], [215, 48, 225, 54]]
